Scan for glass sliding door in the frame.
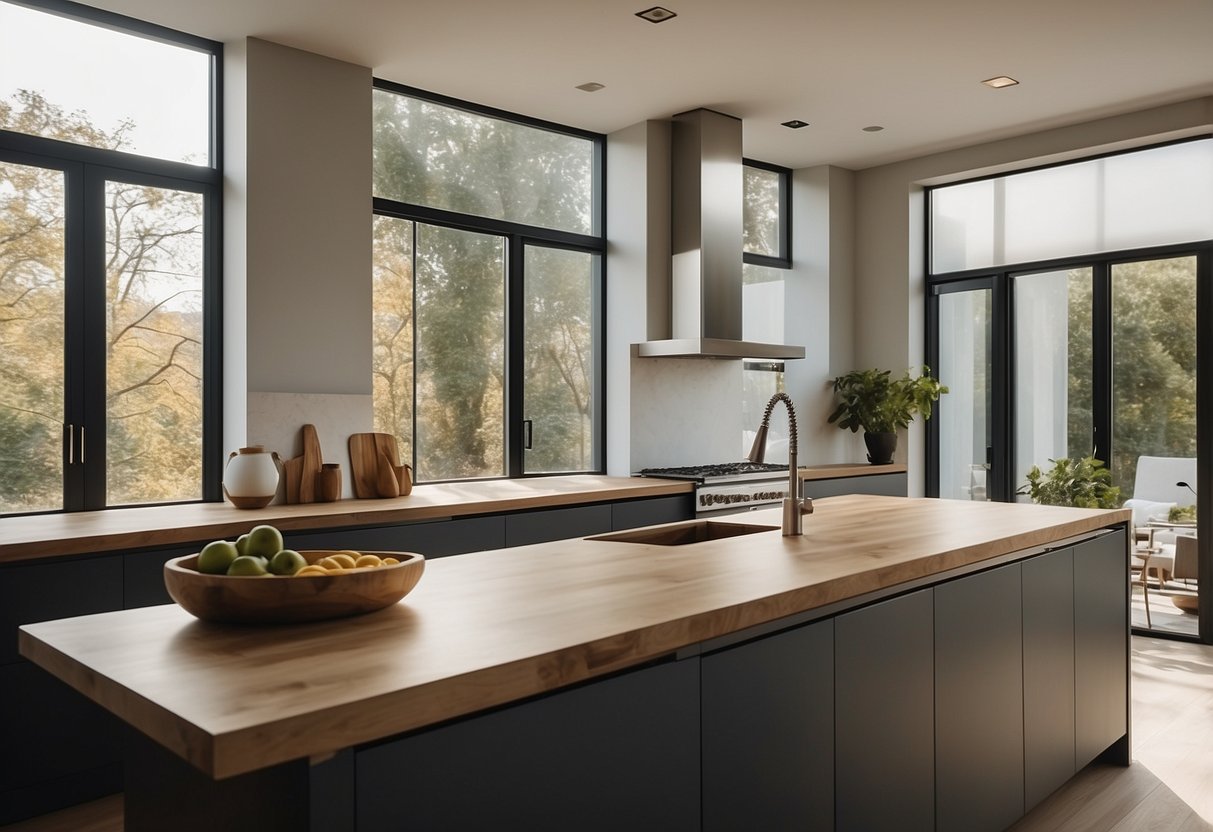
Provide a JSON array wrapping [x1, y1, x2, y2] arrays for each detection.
[[0, 158, 67, 513], [1012, 267, 1095, 497], [522, 245, 599, 474], [1112, 256, 1198, 636], [413, 224, 506, 481], [935, 284, 994, 500], [104, 178, 205, 506]]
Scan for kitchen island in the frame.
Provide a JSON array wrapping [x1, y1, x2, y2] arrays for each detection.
[[19, 495, 1131, 831]]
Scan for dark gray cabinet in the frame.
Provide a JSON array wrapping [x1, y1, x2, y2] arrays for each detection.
[[0, 555, 123, 665], [835, 588, 935, 832], [1023, 547, 1076, 810], [289, 515, 506, 559], [0, 555, 125, 824], [701, 619, 834, 831], [801, 472, 906, 499], [504, 503, 612, 547], [1074, 532, 1129, 767], [355, 657, 701, 832], [611, 493, 693, 530], [935, 563, 1024, 832]]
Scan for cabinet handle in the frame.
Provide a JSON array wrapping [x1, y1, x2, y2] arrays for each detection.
[[66, 423, 74, 465], [79, 425, 85, 464]]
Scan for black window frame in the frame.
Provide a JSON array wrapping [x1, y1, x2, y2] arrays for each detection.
[[0, 0, 223, 515], [742, 158, 791, 269], [371, 79, 606, 482], [924, 136, 1213, 643]]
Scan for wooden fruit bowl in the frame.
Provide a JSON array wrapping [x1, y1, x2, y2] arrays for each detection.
[[164, 550, 425, 625]]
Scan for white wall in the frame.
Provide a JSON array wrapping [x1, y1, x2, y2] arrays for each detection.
[[854, 96, 1213, 494], [223, 38, 373, 488]]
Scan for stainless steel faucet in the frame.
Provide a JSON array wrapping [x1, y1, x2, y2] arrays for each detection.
[[747, 392, 813, 536]]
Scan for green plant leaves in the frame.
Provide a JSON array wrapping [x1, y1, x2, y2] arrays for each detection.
[[1018, 456, 1121, 509], [828, 366, 948, 434]]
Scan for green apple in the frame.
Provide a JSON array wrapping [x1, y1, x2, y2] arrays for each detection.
[[235, 533, 252, 556], [226, 555, 269, 576], [244, 524, 284, 559], [197, 540, 238, 574], [268, 549, 307, 576]]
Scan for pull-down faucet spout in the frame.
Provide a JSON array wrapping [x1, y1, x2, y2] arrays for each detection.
[[747, 393, 813, 536]]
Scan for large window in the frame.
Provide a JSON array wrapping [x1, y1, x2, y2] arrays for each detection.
[[927, 138, 1212, 641], [741, 161, 792, 457], [372, 83, 603, 480], [0, 1, 220, 515]]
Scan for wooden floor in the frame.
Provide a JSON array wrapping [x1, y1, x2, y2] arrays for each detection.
[[5, 636, 1213, 832]]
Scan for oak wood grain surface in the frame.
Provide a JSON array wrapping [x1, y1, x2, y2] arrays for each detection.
[[20, 495, 1128, 781], [0, 476, 693, 564], [798, 462, 906, 480]]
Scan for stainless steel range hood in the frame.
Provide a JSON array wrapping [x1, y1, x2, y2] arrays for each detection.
[[638, 109, 804, 360]]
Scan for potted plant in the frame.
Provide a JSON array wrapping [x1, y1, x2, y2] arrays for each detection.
[[1018, 456, 1121, 508], [828, 367, 947, 464]]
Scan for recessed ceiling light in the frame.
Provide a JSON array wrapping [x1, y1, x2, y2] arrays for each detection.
[[781, 119, 809, 129], [982, 76, 1019, 89], [575, 82, 605, 93], [636, 6, 677, 23], [862, 125, 884, 133]]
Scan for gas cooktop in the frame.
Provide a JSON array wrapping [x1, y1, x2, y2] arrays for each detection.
[[637, 461, 789, 484]]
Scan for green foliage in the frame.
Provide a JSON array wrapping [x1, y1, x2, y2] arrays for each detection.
[[1019, 456, 1121, 509], [1061, 262, 1196, 499], [1169, 504, 1197, 523], [828, 367, 948, 434]]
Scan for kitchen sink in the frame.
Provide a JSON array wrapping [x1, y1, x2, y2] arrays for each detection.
[[589, 520, 778, 546]]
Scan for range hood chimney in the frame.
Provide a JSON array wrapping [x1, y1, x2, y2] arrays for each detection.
[[638, 109, 805, 360]]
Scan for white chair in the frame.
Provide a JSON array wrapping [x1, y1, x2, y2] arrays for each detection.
[[1126, 456, 1196, 626]]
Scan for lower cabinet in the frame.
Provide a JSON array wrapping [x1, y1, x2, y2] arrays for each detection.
[[1023, 547, 1076, 810], [1074, 533, 1129, 767], [935, 563, 1024, 832], [835, 588, 936, 832], [701, 619, 834, 831], [355, 658, 701, 832]]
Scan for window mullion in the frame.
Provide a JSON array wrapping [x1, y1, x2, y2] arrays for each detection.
[[80, 166, 108, 510], [507, 237, 525, 478]]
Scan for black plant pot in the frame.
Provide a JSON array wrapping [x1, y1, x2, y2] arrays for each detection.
[[864, 431, 897, 465]]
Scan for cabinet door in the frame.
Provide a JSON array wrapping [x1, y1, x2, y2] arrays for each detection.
[[356, 658, 700, 832], [611, 494, 694, 530], [701, 619, 833, 832], [1023, 547, 1076, 809], [289, 515, 505, 558], [0, 662, 123, 824], [835, 588, 934, 832], [801, 472, 906, 499], [935, 563, 1024, 832], [504, 504, 612, 547], [0, 555, 123, 666], [125, 544, 201, 608], [1074, 531, 1129, 767]]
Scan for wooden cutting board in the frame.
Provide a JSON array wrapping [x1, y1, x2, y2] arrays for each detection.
[[299, 424, 322, 503], [349, 433, 402, 498]]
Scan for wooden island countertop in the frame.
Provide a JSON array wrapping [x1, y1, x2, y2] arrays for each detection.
[[19, 495, 1128, 781]]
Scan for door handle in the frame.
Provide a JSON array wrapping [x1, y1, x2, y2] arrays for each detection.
[[522, 420, 533, 450]]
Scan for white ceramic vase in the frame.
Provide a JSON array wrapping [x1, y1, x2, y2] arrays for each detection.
[[223, 446, 280, 509]]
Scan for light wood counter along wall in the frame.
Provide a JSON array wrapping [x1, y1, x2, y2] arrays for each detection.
[[0, 476, 692, 564], [20, 495, 1128, 781]]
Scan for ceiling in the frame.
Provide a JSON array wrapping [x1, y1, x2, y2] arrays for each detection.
[[80, 0, 1213, 170]]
